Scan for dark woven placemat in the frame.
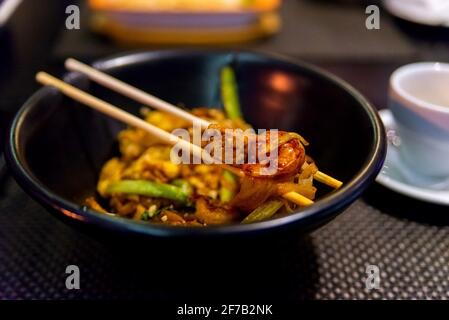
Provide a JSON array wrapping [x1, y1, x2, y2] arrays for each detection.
[[1, 171, 448, 300]]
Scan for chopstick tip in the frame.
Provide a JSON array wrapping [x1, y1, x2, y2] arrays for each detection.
[[65, 58, 75, 69], [65, 58, 83, 71], [36, 71, 48, 83]]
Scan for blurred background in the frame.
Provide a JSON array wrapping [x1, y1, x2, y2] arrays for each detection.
[[1, 0, 449, 114]]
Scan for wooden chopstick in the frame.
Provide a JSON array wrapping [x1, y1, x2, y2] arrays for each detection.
[[65, 58, 342, 190], [314, 171, 343, 189], [36, 71, 314, 207], [65, 58, 211, 129], [36, 72, 213, 164]]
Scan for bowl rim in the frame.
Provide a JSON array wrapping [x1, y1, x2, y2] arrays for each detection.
[[5, 49, 386, 237]]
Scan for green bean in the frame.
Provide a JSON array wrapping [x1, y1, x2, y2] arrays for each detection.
[[219, 170, 237, 203], [106, 180, 188, 203], [221, 66, 243, 120], [171, 179, 193, 196], [242, 200, 284, 223]]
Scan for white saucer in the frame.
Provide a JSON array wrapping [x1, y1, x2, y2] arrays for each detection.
[[376, 109, 449, 205], [383, 0, 449, 27]]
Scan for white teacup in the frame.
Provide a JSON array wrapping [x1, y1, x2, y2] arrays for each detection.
[[389, 62, 449, 179]]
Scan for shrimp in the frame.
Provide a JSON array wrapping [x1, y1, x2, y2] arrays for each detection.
[[237, 131, 306, 179]]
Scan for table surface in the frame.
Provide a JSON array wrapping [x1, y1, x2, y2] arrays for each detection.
[[1, 0, 449, 300]]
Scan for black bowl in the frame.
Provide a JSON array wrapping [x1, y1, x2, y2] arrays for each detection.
[[5, 50, 386, 238]]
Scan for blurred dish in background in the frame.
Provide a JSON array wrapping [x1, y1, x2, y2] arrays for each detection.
[[88, 0, 281, 45], [89, 0, 279, 12], [384, 0, 449, 27]]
